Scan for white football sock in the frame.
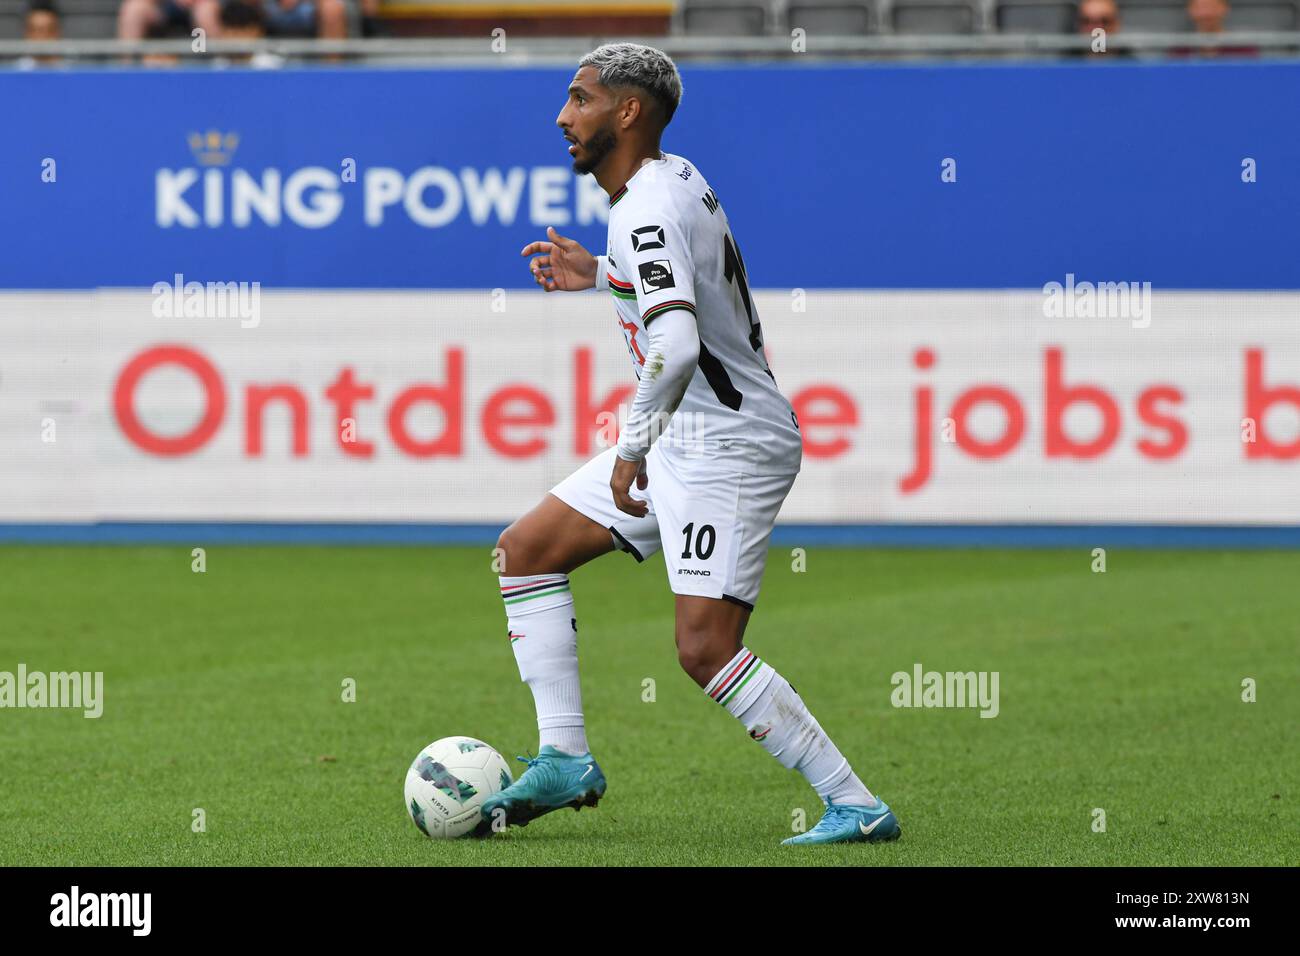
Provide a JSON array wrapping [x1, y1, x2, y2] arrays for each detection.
[[704, 647, 877, 807], [500, 573, 589, 757]]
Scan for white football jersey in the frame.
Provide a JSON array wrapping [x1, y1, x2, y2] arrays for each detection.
[[603, 152, 803, 475]]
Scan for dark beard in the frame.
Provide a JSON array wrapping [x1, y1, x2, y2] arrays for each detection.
[[572, 126, 617, 175]]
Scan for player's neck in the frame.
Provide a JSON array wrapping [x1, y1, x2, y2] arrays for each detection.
[[596, 147, 666, 200]]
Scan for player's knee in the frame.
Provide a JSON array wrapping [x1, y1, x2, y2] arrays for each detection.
[[495, 523, 544, 577], [674, 628, 725, 687], [495, 525, 520, 573], [674, 638, 707, 685]]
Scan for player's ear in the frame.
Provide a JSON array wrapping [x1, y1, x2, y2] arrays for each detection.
[[618, 93, 641, 130]]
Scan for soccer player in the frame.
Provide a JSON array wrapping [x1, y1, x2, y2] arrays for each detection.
[[481, 43, 900, 845]]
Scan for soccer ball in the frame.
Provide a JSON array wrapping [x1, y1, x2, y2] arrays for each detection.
[[404, 736, 513, 839]]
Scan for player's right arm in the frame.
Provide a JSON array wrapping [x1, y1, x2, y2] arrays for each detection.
[[521, 226, 599, 292]]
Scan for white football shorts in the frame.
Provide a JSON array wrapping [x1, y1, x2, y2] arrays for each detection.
[[549, 443, 798, 611]]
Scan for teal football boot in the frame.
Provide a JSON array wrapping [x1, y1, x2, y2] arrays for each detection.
[[478, 745, 607, 831], [781, 798, 901, 846]]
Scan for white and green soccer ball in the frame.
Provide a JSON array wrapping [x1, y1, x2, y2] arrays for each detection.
[[404, 736, 513, 839]]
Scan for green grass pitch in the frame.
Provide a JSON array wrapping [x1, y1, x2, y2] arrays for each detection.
[[0, 543, 1295, 866]]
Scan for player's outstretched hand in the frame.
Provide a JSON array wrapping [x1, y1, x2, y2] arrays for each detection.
[[521, 227, 597, 292], [611, 454, 649, 518]]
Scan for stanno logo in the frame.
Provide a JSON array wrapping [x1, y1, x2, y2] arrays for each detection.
[[677, 568, 711, 576], [50, 886, 151, 936], [631, 225, 665, 252]]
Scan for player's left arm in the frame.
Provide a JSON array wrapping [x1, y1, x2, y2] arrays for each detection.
[[610, 308, 699, 516], [609, 210, 699, 517]]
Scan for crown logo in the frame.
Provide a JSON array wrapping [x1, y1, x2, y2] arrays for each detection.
[[188, 130, 240, 167]]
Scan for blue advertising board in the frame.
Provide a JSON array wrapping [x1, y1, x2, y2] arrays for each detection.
[[2, 60, 1298, 290]]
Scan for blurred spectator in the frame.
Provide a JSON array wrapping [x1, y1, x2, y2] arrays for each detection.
[[1074, 0, 1132, 57], [140, 18, 182, 65], [1171, 0, 1258, 56], [218, 0, 285, 66], [359, 0, 380, 37], [26, 0, 60, 40], [118, 0, 221, 40], [256, 0, 348, 39], [220, 0, 264, 39], [1188, 0, 1230, 30], [16, 0, 62, 69], [1077, 0, 1120, 40]]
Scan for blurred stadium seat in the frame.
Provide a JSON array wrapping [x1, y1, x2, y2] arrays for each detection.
[[1122, 0, 1192, 32], [785, 1, 878, 34], [681, 0, 770, 34], [996, 0, 1076, 32], [887, 0, 978, 33], [1227, 0, 1297, 29], [59, 0, 117, 38], [0, 1, 21, 40]]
